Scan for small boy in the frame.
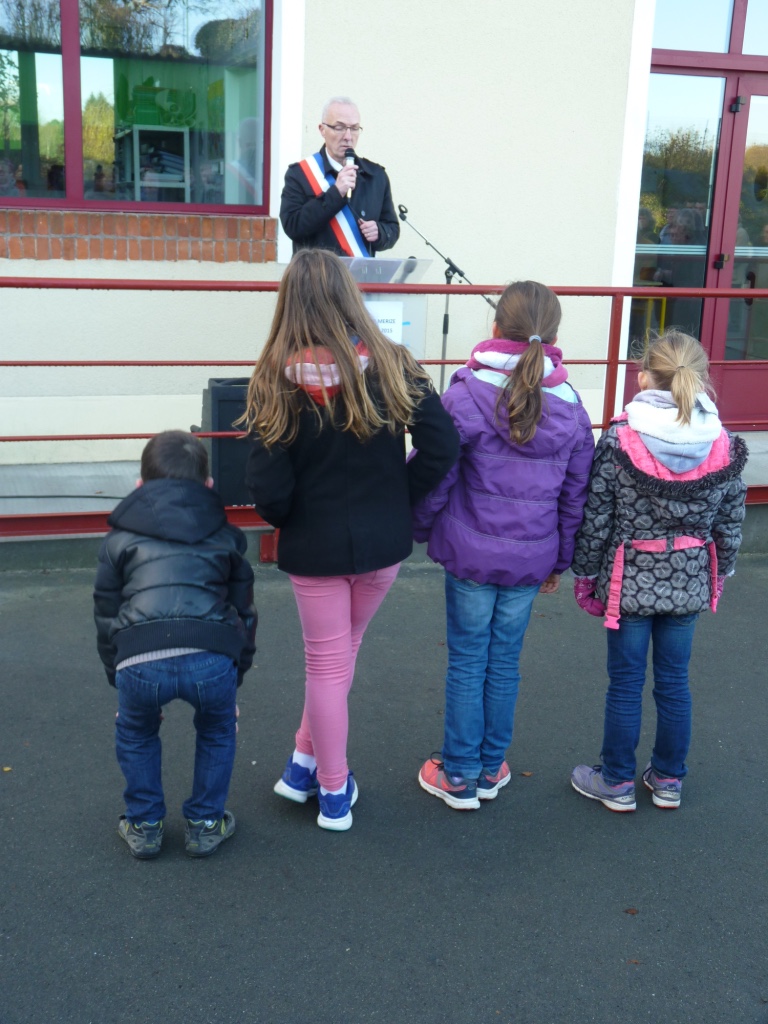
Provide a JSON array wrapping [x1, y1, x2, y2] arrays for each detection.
[[94, 430, 257, 859]]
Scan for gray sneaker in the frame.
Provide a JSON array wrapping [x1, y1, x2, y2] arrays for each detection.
[[118, 816, 164, 859], [184, 810, 236, 857], [571, 764, 636, 812], [642, 763, 682, 808]]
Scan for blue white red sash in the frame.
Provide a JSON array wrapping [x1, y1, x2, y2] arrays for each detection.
[[297, 152, 370, 258]]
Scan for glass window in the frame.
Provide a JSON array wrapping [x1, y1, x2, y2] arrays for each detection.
[[743, 0, 768, 56], [79, 0, 266, 206], [652, 0, 733, 53], [727, 96, 768, 359], [629, 74, 724, 353], [0, 3, 65, 199]]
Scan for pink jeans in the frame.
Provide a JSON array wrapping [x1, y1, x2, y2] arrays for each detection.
[[289, 564, 400, 790]]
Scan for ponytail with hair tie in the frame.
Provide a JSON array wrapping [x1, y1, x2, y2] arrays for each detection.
[[493, 280, 561, 443], [641, 329, 714, 426]]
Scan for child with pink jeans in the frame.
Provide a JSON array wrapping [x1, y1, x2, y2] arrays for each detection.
[[243, 251, 458, 830], [283, 568, 400, 802]]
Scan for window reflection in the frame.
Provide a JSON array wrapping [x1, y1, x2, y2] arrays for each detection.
[[727, 96, 768, 359], [0, 1, 65, 199], [79, 0, 265, 206], [652, 0, 733, 53], [743, 0, 768, 56], [629, 74, 723, 354]]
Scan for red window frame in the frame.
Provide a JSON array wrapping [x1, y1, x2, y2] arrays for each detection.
[[1, 0, 273, 216], [647, 0, 768, 424]]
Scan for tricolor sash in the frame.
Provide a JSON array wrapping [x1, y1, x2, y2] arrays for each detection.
[[297, 151, 370, 258]]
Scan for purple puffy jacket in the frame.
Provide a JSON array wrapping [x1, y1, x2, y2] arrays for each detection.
[[412, 359, 595, 587]]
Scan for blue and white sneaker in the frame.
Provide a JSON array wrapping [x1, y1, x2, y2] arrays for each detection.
[[274, 754, 319, 804], [317, 772, 358, 831], [571, 764, 636, 812]]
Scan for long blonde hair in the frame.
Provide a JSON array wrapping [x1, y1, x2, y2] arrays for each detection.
[[640, 330, 714, 425], [494, 280, 562, 444], [239, 249, 432, 447]]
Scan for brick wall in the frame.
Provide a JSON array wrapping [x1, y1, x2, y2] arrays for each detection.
[[0, 211, 278, 263]]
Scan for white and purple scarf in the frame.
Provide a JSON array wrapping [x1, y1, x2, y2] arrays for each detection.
[[466, 338, 569, 388]]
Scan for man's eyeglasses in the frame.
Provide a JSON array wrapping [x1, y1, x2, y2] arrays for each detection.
[[322, 123, 363, 135]]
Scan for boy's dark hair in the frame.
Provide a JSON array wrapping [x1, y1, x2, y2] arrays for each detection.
[[140, 430, 209, 483]]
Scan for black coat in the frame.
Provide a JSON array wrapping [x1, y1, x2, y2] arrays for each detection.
[[279, 146, 399, 256], [245, 385, 459, 576], [93, 478, 257, 685]]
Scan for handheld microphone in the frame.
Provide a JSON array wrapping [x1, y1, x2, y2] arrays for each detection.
[[344, 148, 356, 199]]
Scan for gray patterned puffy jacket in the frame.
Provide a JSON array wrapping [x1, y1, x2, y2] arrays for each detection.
[[571, 418, 747, 623]]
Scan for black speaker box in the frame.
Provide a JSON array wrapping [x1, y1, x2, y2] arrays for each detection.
[[200, 378, 251, 506]]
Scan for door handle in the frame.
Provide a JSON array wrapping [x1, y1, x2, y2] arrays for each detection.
[[713, 253, 731, 269]]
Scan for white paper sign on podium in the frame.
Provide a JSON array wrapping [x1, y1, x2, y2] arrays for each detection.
[[340, 257, 431, 359]]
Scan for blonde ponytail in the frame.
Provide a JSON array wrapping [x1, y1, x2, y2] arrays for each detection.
[[640, 330, 713, 426]]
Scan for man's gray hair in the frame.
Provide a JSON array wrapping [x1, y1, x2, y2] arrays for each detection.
[[322, 96, 358, 121]]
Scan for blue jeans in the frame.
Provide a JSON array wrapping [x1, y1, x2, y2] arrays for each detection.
[[442, 572, 539, 780], [115, 652, 238, 823], [601, 613, 698, 783]]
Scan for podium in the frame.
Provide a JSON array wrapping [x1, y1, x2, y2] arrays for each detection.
[[340, 257, 431, 359]]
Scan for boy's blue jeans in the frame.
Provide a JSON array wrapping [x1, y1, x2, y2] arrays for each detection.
[[601, 613, 698, 783], [115, 652, 238, 824], [442, 571, 539, 780]]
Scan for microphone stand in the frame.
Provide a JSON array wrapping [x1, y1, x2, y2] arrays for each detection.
[[397, 204, 497, 391]]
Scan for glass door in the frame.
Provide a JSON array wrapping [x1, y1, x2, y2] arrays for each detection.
[[630, 73, 725, 365], [709, 76, 768, 423], [631, 68, 768, 424]]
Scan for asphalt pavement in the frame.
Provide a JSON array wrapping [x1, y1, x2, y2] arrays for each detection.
[[1, 557, 767, 1024]]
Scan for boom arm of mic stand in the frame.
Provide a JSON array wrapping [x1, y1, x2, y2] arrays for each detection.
[[397, 206, 497, 311]]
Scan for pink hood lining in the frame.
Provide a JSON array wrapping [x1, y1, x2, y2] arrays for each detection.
[[616, 424, 731, 482]]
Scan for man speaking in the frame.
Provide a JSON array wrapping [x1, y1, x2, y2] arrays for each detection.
[[280, 97, 400, 258]]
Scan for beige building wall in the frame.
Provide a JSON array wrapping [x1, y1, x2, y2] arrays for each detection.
[[1, 0, 652, 465]]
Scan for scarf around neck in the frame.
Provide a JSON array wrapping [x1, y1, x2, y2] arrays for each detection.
[[466, 338, 569, 388], [284, 341, 370, 405]]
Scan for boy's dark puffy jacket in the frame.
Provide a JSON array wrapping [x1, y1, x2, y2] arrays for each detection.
[[94, 478, 257, 686]]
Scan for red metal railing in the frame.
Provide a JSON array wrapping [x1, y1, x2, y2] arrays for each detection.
[[1, 278, 767, 549]]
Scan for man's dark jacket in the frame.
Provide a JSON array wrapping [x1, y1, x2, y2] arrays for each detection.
[[245, 384, 459, 577], [93, 478, 257, 686], [279, 145, 399, 256]]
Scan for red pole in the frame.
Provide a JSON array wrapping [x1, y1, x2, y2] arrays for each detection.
[[601, 294, 624, 430]]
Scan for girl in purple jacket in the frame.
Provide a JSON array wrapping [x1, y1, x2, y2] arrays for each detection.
[[413, 280, 595, 810]]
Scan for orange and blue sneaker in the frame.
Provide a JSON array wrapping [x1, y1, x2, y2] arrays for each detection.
[[477, 761, 511, 800], [418, 756, 480, 810], [571, 764, 636, 812]]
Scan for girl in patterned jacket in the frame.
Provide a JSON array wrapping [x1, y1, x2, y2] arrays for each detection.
[[570, 331, 747, 812], [412, 280, 595, 810]]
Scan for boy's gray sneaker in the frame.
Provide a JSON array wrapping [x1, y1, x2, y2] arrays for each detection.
[[185, 810, 236, 857], [570, 764, 636, 812], [642, 763, 682, 808], [118, 816, 164, 859]]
